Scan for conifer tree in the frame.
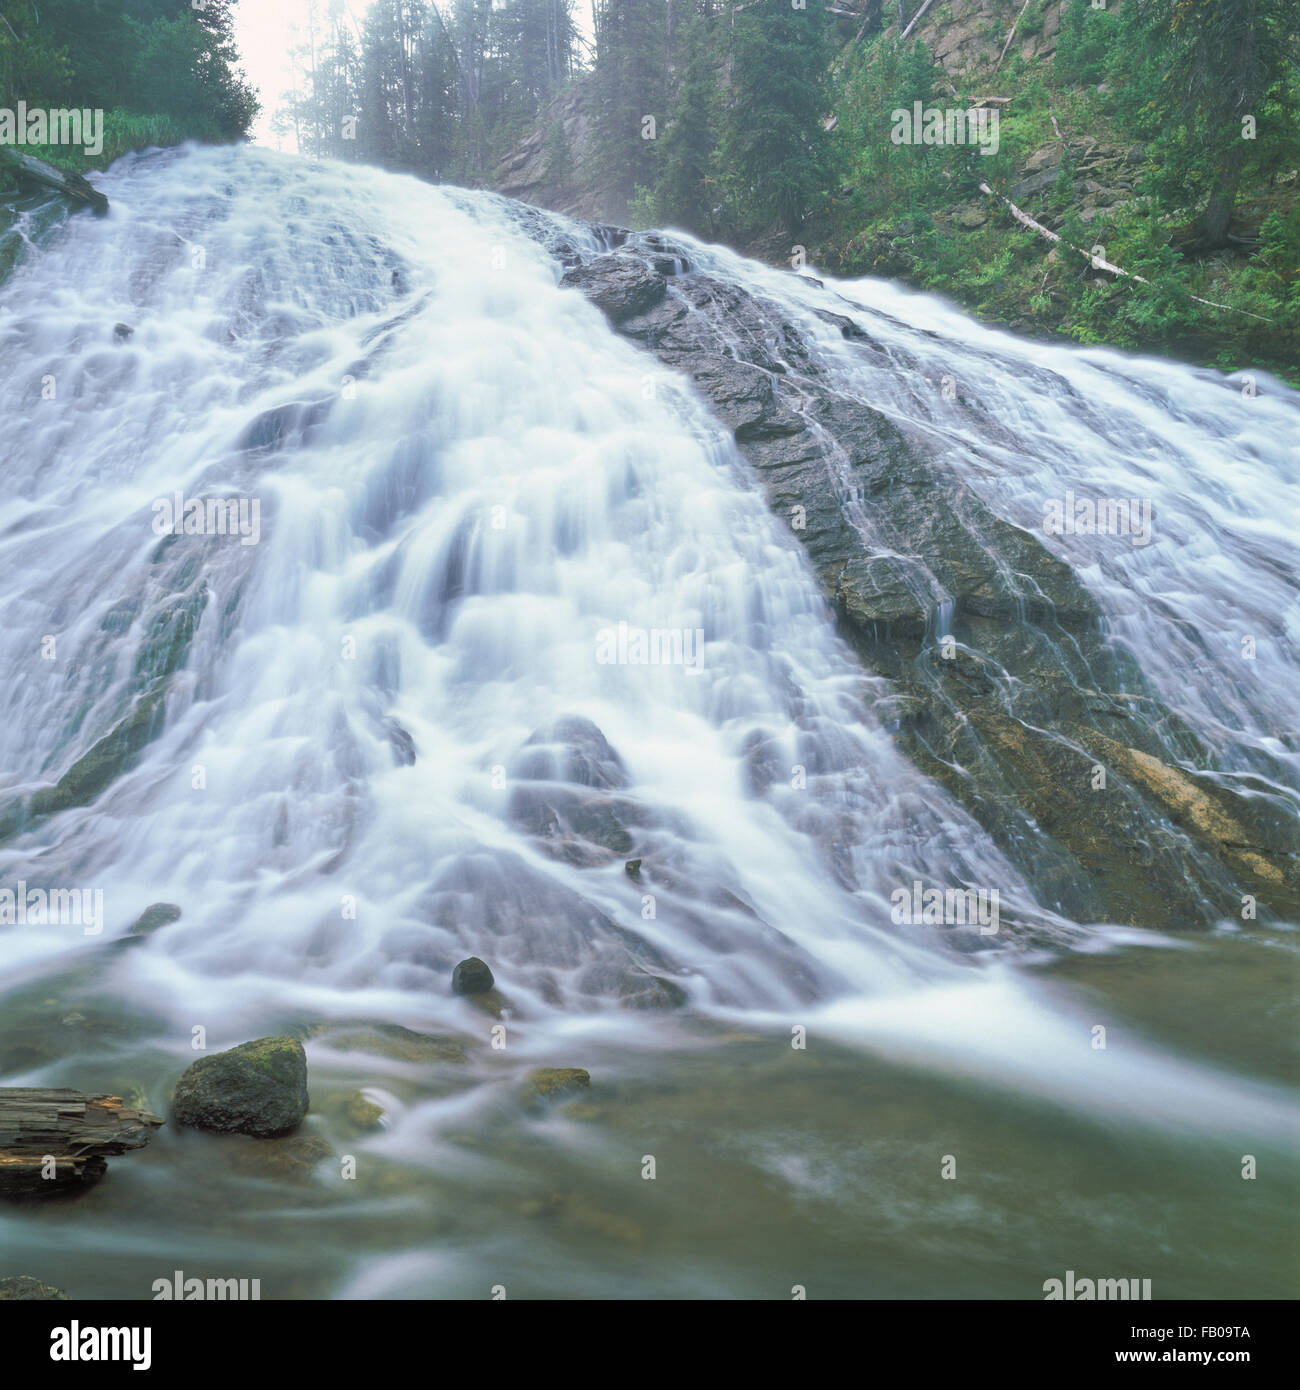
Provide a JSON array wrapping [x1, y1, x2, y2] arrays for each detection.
[[722, 0, 837, 241]]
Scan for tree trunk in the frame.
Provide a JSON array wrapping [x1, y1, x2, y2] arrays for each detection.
[[0, 1089, 162, 1197], [1199, 154, 1244, 250], [1, 151, 108, 214]]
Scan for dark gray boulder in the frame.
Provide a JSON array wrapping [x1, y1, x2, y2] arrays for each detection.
[[451, 957, 495, 996], [173, 1037, 309, 1138], [561, 253, 666, 323]]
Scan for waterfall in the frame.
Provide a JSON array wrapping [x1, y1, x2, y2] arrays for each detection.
[[0, 144, 1295, 1299]]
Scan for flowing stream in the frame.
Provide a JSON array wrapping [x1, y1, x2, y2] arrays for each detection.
[[0, 144, 1295, 1299]]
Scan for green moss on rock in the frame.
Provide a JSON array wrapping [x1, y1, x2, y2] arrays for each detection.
[[523, 1067, 591, 1103], [173, 1036, 309, 1138], [0, 1276, 69, 1300], [29, 691, 165, 818]]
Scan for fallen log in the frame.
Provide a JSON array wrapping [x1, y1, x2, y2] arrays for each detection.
[[0, 150, 108, 214], [898, 0, 939, 42], [0, 1089, 162, 1197], [996, 0, 1032, 72], [978, 181, 1275, 323]]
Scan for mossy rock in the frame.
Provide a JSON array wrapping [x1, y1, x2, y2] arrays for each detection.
[[465, 987, 509, 1021], [523, 1067, 590, 1104], [0, 1276, 68, 1300], [173, 1036, 309, 1138], [29, 691, 165, 818], [517, 1192, 643, 1246], [133, 587, 208, 684], [342, 1091, 385, 1133]]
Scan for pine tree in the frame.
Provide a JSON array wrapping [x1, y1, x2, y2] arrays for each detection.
[[650, 13, 719, 234], [1119, 0, 1299, 248], [722, 0, 837, 242], [592, 0, 668, 214]]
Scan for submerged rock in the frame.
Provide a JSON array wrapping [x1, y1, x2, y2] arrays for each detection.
[[128, 903, 182, 939], [173, 1037, 309, 1138], [516, 715, 629, 791], [616, 972, 688, 1011], [307, 1022, 467, 1065], [464, 987, 510, 1020], [342, 1092, 385, 1133], [222, 1130, 333, 1183], [508, 715, 642, 866], [451, 956, 495, 996]]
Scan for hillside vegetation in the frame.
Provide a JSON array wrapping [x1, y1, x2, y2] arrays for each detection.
[[0, 0, 256, 173]]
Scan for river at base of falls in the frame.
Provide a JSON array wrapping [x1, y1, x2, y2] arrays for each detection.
[[0, 145, 1296, 1299], [1, 927, 1296, 1299]]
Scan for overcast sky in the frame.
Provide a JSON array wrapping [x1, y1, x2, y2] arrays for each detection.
[[231, 0, 321, 149]]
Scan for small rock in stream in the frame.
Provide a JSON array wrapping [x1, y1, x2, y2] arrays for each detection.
[[128, 902, 182, 939], [451, 956, 494, 996], [523, 1067, 590, 1104]]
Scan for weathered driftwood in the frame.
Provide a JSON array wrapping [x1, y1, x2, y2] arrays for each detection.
[[0, 1089, 162, 1197], [0, 150, 108, 214]]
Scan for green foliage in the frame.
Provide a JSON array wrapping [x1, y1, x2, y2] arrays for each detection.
[[1054, 0, 1120, 86], [0, 0, 256, 168], [819, 0, 1300, 383]]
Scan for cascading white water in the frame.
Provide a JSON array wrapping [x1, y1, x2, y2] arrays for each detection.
[[1, 140, 1296, 1081], [671, 239, 1300, 789], [0, 145, 1296, 1299], [0, 143, 1043, 1023]]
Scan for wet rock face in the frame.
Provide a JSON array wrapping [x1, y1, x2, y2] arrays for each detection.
[[173, 1037, 310, 1139], [557, 241, 1300, 933], [560, 253, 665, 324], [516, 715, 629, 791], [508, 715, 641, 867]]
